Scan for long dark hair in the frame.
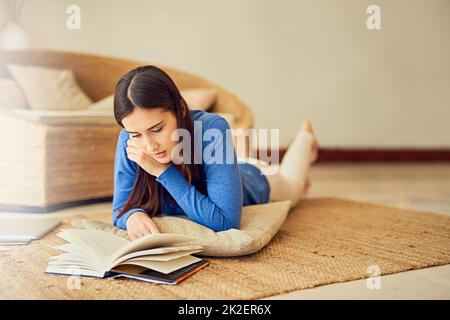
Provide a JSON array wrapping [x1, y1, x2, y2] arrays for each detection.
[[114, 65, 207, 219]]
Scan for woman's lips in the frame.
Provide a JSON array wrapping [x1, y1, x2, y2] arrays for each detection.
[[152, 150, 166, 158]]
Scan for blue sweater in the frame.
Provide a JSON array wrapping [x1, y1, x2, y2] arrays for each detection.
[[112, 109, 270, 232]]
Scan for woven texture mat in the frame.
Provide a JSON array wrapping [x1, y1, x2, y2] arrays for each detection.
[[1, 197, 449, 300]]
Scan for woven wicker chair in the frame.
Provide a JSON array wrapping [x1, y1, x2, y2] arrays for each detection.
[[0, 49, 254, 213]]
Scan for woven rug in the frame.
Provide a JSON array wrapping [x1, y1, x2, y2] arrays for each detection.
[[1, 197, 449, 300]]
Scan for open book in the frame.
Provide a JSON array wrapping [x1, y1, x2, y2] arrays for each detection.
[[45, 229, 209, 283]]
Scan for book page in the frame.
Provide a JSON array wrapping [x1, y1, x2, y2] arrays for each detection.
[[52, 243, 77, 252], [118, 255, 202, 274], [124, 249, 202, 262], [47, 251, 103, 275], [109, 245, 203, 269], [107, 233, 198, 265], [49, 252, 98, 267], [58, 229, 129, 270], [52, 242, 90, 254], [48, 260, 99, 271], [49, 252, 90, 262]]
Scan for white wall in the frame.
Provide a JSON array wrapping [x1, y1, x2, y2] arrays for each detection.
[[1, 0, 449, 148]]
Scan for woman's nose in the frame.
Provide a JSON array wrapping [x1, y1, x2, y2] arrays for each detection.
[[145, 142, 158, 153], [143, 136, 158, 153]]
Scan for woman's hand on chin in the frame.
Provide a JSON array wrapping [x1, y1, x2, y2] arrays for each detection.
[[125, 137, 171, 177]]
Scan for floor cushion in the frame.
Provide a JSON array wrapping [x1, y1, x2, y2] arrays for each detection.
[[71, 200, 292, 257]]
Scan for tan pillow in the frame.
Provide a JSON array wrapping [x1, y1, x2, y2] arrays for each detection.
[[71, 200, 291, 257], [6, 63, 93, 111], [0, 78, 28, 110], [180, 88, 218, 111]]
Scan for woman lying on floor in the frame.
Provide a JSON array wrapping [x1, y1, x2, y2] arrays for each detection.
[[112, 66, 319, 240]]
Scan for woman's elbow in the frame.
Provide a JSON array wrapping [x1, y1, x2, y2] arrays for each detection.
[[212, 223, 237, 232], [214, 213, 241, 232]]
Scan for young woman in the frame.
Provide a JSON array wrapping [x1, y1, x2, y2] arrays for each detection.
[[112, 65, 318, 240]]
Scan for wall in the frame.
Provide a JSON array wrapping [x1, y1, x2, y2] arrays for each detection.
[[1, 0, 449, 148]]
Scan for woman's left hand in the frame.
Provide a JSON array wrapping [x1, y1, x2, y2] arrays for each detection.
[[126, 137, 170, 177]]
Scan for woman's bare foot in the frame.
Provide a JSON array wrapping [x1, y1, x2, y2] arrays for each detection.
[[299, 120, 319, 164]]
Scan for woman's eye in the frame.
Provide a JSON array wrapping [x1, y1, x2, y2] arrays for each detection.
[[131, 135, 140, 138], [152, 127, 163, 133]]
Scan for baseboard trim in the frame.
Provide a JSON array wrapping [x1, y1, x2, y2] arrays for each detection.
[[274, 148, 450, 162]]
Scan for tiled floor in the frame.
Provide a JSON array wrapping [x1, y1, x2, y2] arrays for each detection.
[[1, 163, 449, 299]]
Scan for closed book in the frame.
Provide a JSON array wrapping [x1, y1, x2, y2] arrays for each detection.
[[109, 258, 211, 285]]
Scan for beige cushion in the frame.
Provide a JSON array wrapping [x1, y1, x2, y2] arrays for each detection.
[[71, 200, 291, 257], [0, 78, 28, 110], [6, 63, 93, 111], [180, 88, 218, 111]]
